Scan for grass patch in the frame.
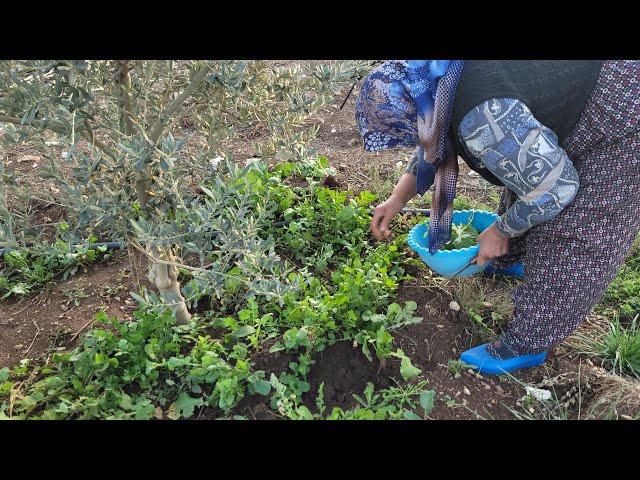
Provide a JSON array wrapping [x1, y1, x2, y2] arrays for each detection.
[[571, 315, 640, 379], [599, 235, 640, 321]]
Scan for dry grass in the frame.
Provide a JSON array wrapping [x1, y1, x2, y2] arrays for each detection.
[[586, 366, 640, 419], [450, 275, 515, 341]]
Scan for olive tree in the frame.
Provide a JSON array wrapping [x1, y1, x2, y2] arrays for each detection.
[[0, 60, 372, 323]]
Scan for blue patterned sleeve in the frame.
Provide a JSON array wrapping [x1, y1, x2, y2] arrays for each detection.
[[458, 98, 580, 237], [404, 147, 420, 175]]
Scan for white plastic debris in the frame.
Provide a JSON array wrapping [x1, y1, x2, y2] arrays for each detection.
[[525, 386, 552, 401], [330, 128, 337, 133], [209, 156, 223, 170], [396, 161, 404, 168], [61, 151, 69, 159]]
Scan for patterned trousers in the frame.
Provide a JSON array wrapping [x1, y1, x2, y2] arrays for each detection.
[[493, 60, 640, 354]]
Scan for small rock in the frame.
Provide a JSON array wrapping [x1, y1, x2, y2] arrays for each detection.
[[61, 151, 69, 159], [338, 164, 347, 172], [463, 387, 471, 395], [14, 344, 24, 349], [482, 302, 492, 308], [495, 385, 505, 394], [454, 373, 461, 379], [528, 407, 535, 414], [330, 128, 337, 134], [436, 324, 444, 328], [449, 301, 460, 312]]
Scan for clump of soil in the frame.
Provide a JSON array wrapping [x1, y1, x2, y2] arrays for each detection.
[[301, 341, 397, 411]]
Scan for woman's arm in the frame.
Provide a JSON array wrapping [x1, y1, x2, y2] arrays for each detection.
[[370, 150, 420, 240], [459, 98, 580, 239]]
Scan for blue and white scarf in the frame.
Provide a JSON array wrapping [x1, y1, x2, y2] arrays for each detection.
[[355, 60, 465, 253]]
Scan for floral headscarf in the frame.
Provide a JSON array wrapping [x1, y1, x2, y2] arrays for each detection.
[[356, 60, 465, 253]]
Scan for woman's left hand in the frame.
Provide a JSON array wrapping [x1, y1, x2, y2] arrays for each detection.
[[475, 223, 509, 266]]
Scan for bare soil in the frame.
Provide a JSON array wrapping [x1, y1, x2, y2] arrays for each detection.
[[0, 250, 148, 368]]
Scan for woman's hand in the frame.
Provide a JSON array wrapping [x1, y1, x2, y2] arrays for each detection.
[[475, 223, 509, 265], [371, 195, 405, 240], [370, 172, 418, 241]]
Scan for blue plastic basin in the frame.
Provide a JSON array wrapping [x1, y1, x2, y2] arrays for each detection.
[[407, 209, 499, 277]]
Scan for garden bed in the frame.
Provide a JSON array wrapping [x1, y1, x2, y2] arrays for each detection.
[[1, 60, 638, 420]]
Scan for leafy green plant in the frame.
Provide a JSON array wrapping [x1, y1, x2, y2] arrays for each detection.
[[325, 381, 435, 420], [1, 151, 430, 420], [0, 242, 109, 299], [442, 222, 479, 251], [421, 215, 479, 251], [447, 359, 466, 378]]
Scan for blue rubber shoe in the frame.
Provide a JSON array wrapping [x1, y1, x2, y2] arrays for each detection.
[[459, 344, 547, 375], [484, 263, 525, 279]]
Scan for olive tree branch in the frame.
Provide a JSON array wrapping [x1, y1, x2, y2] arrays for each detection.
[[148, 63, 213, 144]]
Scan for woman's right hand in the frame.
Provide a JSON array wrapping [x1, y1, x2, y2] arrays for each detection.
[[371, 195, 405, 241]]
